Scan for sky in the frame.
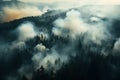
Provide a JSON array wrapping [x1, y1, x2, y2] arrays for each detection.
[[18, 0, 120, 4], [1, 0, 120, 4]]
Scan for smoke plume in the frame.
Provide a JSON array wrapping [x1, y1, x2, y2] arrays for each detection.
[[0, 5, 120, 80]]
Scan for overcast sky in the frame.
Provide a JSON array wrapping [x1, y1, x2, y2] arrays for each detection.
[[2, 0, 120, 4], [18, 0, 120, 4]]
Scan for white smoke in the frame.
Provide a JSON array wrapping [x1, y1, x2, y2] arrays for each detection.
[[34, 43, 47, 52], [113, 38, 120, 53], [17, 22, 36, 41], [53, 9, 111, 45], [1, 5, 120, 80], [32, 48, 69, 73], [32, 6, 120, 73]]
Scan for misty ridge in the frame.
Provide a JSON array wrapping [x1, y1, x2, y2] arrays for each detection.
[[0, 4, 120, 80]]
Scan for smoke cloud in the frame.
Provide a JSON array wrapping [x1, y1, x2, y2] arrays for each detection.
[[53, 9, 111, 45], [17, 22, 36, 40], [0, 5, 120, 80]]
